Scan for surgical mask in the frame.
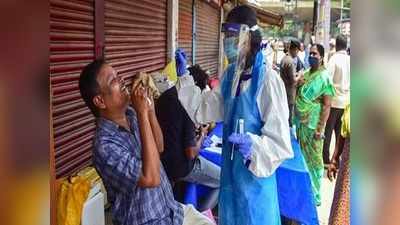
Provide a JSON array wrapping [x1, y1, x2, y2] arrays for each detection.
[[308, 56, 319, 67], [223, 37, 239, 63]]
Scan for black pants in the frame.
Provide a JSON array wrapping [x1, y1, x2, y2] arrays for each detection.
[[323, 107, 344, 164], [288, 103, 294, 127]]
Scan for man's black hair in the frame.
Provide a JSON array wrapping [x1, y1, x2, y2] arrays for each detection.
[[335, 34, 347, 51], [290, 39, 301, 50], [78, 59, 105, 117], [226, 5, 262, 69], [188, 64, 209, 91]]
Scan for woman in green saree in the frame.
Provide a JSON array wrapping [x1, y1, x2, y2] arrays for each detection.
[[295, 44, 335, 206]]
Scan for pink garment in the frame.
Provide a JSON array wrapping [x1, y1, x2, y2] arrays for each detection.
[[208, 78, 220, 89], [201, 209, 217, 225]]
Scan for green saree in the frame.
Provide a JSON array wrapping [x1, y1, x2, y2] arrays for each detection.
[[295, 68, 335, 206]]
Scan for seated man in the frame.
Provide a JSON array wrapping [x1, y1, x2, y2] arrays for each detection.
[[79, 59, 214, 225], [155, 63, 220, 211]]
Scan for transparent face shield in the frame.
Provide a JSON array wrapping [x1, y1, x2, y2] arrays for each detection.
[[221, 22, 260, 68], [221, 23, 256, 96], [221, 23, 251, 68]]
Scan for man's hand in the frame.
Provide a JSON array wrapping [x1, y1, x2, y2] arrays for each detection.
[[297, 75, 305, 86], [146, 87, 155, 114], [200, 124, 210, 136], [327, 162, 338, 181], [131, 85, 150, 115], [314, 130, 325, 140], [296, 70, 304, 79]]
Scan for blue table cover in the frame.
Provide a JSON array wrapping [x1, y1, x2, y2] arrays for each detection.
[[276, 131, 320, 225], [184, 123, 319, 225]]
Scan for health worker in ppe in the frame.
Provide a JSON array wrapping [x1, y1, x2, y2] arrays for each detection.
[[174, 5, 293, 225]]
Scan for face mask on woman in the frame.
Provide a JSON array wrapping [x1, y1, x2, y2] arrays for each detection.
[[308, 56, 320, 68]]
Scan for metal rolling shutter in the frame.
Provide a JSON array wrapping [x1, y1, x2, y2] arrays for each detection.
[[50, 0, 95, 178], [105, 0, 168, 87], [195, 0, 220, 77], [178, 0, 193, 63]]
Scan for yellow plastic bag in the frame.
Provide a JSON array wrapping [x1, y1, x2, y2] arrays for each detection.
[[77, 167, 100, 186], [223, 55, 229, 70], [77, 167, 108, 205], [341, 104, 350, 137], [57, 176, 90, 225], [162, 60, 177, 82]]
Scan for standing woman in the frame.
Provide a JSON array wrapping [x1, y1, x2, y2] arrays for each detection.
[[295, 44, 335, 206]]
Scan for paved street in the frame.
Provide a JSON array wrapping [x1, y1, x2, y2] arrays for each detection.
[[318, 171, 336, 225], [317, 133, 338, 225]]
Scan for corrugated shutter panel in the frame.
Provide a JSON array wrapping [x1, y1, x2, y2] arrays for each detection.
[[105, 0, 168, 87], [195, 0, 220, 77], [50, 0, 95, 178], [178, 0, 193, 63]]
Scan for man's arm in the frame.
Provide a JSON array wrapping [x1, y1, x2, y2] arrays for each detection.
[[281, 57, 297, 86], [185, 124, 209, 160], [331, 134, 345, 165], [131, 87, 161, 187], [294, 70, 304, 85], [185, 135, 203, 160], [327, 133, 345, 181], [137, 112, 161, 187], [148, 108, 164, 154], [293, 58, 304, 84]]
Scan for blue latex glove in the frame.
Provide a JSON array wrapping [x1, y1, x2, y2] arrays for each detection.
[[175, 48, 187, 77], [228, 133, 253, 160], [201, 136, 213, 149]]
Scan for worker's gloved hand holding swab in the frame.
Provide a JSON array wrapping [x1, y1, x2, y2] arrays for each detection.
[[228, 133, 253, 160]]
